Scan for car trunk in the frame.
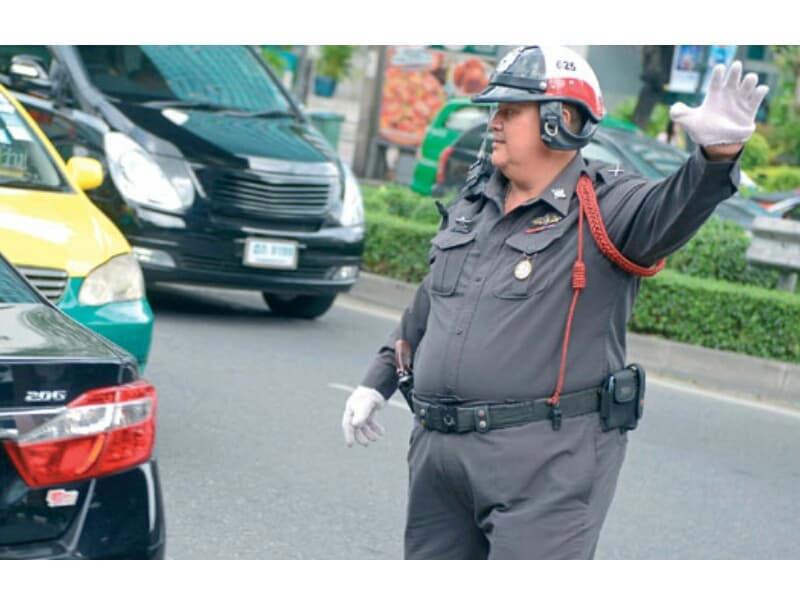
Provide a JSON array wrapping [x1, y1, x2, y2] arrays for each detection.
[[0, 304, 132, 548]]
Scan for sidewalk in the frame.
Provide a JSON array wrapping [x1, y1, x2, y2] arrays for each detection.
[[346, 272, 800, 410]]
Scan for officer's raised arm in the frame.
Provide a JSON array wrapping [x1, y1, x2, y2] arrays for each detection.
[[600, 61, 769, 266]]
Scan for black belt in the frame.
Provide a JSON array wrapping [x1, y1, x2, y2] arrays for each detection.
[[411, 388, 601, 434]]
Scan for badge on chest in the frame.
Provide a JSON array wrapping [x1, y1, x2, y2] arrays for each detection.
[[514, 257, 533, 280]]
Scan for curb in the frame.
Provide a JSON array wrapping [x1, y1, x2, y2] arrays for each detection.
[[348, 272, 800, 410]]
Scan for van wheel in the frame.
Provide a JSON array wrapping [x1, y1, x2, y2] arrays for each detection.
[[262, 293, 336, 319]]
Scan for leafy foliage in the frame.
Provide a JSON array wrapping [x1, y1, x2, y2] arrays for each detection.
[[668, 216, 781, 288], [632, 270, 800, 362]]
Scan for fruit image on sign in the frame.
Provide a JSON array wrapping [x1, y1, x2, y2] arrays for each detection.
[[379, 49, 447, 147]]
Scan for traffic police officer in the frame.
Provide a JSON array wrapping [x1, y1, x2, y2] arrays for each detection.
[[341, 46, 768, 559]]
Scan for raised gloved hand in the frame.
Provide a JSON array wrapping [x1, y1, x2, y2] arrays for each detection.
[[670, 61, 769, 147], [341, 386, 387, 447]]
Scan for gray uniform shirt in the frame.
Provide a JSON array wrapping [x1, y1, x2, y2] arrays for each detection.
[[363, 149, 740, 405]]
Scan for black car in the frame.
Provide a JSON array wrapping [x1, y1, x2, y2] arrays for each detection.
[[0, 253, 165, 559], [0, 45, 365, 319], [432, 120, 772, 229]]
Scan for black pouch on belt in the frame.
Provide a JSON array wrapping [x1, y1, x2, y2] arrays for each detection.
[[600, 364, 645, 432]]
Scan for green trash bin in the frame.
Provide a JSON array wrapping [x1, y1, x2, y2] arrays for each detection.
[[308, 111, 345, 149]]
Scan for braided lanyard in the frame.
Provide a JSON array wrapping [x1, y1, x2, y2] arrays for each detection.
[[546, 175, 666, 430]]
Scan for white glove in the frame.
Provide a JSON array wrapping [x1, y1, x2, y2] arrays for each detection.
[[341, 386, 387, 448], [670, 61, 769, 147]]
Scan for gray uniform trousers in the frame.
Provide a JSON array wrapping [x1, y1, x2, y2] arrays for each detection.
[[404, 413, 627, 559]]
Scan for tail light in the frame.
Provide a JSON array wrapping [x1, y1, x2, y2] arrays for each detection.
[[3, 380, 157, 488], [435, 146, 455, 185]]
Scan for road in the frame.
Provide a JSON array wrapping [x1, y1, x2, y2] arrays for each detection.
[[145, 284, 800, 559]]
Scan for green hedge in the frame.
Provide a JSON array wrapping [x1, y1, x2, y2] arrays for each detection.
[[668, 216, 781, 288], [749, 166, 800, 192], [632, 270, 800, 362], [364, 210, 436, 283]]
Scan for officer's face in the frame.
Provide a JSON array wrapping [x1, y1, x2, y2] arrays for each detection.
[[489, 102, 545, 173]]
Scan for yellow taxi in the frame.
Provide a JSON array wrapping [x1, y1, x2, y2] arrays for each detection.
[[0, 83, 152, 368]]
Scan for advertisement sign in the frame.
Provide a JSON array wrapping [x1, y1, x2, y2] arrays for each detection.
[[378, 46, 495, 147], [667, 45, 737, 94]]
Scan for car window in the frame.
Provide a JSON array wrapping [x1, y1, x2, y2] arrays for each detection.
[[76, 45, 292, 113], [581, 140, 624, 166], [444, 107, 489, 132], [0, 94, 66, 190], [456, 124, 489, 153], [0, 256, 40, 304], [628, 139, 686, 176]]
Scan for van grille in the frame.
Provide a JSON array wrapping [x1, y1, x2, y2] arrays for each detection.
[[211, 173, 332, 220], [17, 266, 69, 303]]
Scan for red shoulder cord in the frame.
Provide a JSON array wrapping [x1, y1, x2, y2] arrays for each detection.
[[547, 175, 666, 421]]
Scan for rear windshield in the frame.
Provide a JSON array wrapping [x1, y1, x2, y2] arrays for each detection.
[[628, 139, 687, 177], [0, 94, 65, 190], [76, 45, 293, 113], [0, 257, 40, 304]]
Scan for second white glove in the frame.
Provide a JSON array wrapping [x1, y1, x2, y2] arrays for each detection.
[[669, 60, 769, 147], [341, 386, 387, 448]]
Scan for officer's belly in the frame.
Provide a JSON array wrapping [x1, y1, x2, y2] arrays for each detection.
[[414, 288, 621, 403]]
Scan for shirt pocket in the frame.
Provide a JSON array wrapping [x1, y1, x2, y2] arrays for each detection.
[[429, 229, 478, 296], [492, 228, 567, 300]]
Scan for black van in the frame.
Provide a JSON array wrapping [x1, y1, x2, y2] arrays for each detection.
[[0, 45, 364, 319]]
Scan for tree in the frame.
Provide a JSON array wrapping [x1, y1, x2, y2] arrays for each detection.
[[767, 45, 800, 165], [632, 46, 674, 130]]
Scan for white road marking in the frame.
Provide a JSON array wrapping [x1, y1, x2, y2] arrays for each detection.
[[649, 375, 800, 419]]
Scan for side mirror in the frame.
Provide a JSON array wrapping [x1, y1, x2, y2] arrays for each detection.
[[66, 157, 104, 191], [9, 55, 53, 92]]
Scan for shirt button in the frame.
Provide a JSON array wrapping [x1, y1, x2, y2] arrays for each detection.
[[456, 329, 463, 335], [475, 276, 483, 282]]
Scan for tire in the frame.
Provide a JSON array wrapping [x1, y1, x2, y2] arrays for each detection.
[[262, 293, 337, 319]]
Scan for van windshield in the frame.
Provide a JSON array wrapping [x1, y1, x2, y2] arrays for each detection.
[[76, 45, 294, 114]]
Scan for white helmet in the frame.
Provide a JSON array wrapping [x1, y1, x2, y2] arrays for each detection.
[[473, 45, 605, 150]]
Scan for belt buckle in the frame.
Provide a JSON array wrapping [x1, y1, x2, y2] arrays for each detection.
[[439, 406, 458, 433]]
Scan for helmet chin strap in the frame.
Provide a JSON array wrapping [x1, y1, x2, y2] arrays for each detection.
[[539, 101, 597, 151]]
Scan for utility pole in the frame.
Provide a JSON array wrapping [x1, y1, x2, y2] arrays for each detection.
[[352, 46, 386, 179]]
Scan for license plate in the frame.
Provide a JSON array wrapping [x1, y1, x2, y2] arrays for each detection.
[[243, 238, 298, 270]]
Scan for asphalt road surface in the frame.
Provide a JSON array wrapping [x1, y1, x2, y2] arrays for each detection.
[[145, 284, 800, 559]]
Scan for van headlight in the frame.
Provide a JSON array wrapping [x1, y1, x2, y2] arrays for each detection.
[[339, 165, 364, 227], [78, 253, 145, 306], [104, 132, 195, 213]]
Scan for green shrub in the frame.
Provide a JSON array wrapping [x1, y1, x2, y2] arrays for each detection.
[[668, 216, 781, 288], [749, 166, 800, 192], [741, 132, 771, 171], [363, 211, 437, 283], [611, 97, 670, 138], [362, 183, 450, 226], [632, 270, 800, 362]]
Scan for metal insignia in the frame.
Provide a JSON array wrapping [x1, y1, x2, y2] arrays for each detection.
[[531, 213, 562, 227], [551, 188, 566, 200], [514, 258, 533, 280]]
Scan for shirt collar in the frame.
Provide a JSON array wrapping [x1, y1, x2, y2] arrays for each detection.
[[481, 153, 592, 216], [535, 153, 587, 216]]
